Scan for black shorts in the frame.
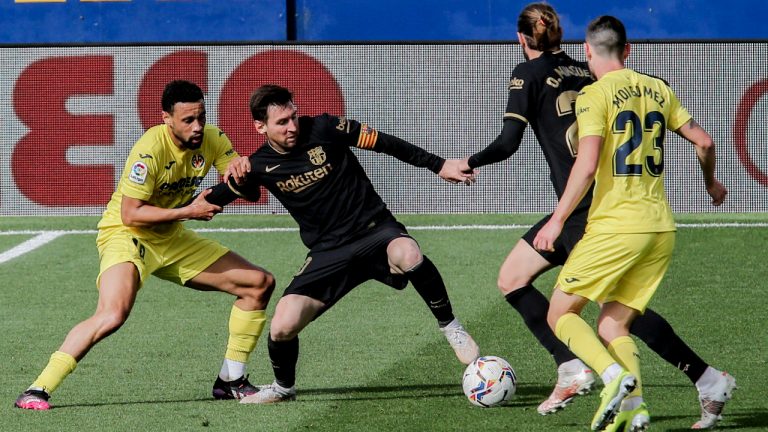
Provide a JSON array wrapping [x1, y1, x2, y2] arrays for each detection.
[[522, 206, 588, 266], [283, 220, 412, 316]]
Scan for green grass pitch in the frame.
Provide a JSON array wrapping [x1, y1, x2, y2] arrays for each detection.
[[1, 214, 766, 431]]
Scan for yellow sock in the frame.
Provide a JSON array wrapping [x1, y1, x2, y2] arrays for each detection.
[[225, 306, 266, 363], [31, 351, 77, 394], [608, 336, 642, 397], [555, 312, 616, 375]]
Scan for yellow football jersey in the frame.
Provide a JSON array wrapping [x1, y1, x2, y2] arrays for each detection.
[[97, 124, 237, 240], [575, 68, 691, 234]]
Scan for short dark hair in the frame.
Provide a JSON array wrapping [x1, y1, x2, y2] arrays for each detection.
[[586, 15, 627, 59], [161, 80, 204, 113], [249, 84, 293, 121]]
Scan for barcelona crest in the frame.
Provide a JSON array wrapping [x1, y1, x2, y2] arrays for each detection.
[[307, 146, 326, 165]]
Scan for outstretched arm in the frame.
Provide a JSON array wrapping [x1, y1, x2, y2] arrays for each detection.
[[467, 118, 526, 169], [441, 118, 526, 184], [121, 190, 222, 226], [674, 118, 727, 206]]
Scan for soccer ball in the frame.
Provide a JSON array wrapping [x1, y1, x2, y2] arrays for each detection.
[[462, 355, 517, 407]]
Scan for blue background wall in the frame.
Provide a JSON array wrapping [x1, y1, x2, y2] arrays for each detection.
[[1, 0, 766, 44]]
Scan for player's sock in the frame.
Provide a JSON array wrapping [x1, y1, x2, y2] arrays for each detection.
[[221, 306, 266, 381], [608, 336, 643, 398], [505, 285, 578, 366], [406, 255, 455, 326], [630, 308, 708, 384], [31, 351, 77, 394], [601, 363, 624, 385], [695, 366, 727, 393], [268, 335, 299, 388], [555, 313, 616, 376]]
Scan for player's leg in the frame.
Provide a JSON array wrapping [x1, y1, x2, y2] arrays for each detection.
[[548, 289, 636, 431], [16, 262, 140, 410], [240, 294, 324, 404], [630, 310, 735, 429], [500, 239, 595, 414], [386, 236, 479, 364], [182, 242, 275, 400], [599, 301, 647, 431]]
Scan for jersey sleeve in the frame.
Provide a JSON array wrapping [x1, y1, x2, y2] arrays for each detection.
[[575, 85, 608, 139], [210, 127, 239, 174], [503, 63, 535, 124], [318, 114, 444, 173], [119, 142, 159, 201], [665, 86, 693, 131]]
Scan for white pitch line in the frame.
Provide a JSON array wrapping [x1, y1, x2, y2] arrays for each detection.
[[0, 222, 767, 237], [0, 223, 765, 265], [0, 231, 66, 264]]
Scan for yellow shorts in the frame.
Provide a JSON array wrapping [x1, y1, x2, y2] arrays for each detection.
[[556, 231, 675, 312], [96, 226, 229, 288]]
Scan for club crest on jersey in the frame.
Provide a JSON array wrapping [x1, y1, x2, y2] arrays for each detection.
[[191, 154, 205, 170], [129, 161, 148, 185], [508, 77, 524, 90], [307, 146, 326, 165]]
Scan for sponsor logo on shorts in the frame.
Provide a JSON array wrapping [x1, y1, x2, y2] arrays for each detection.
[[129, 161, 148, 184], [564, 277, 580, 283]]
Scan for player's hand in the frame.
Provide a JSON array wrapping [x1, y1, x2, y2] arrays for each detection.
[[706, 179, 727, 206], [532, 220, 562, 252], [440, 159, 476, 185], [224, 156, 251, 185], [187, 189, 222, 221]]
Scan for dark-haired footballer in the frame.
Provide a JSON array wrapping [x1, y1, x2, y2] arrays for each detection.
[[203, 84, 479, 404], [15, 80, 275, 410]]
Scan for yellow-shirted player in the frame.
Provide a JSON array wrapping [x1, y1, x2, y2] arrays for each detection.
[[531, 16, 729, 431], [15, 80, 276, 411]]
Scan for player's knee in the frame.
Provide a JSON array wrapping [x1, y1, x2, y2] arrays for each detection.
[[243, 270, 275, 302], [496, 273, 530, 295], [94, 309, 130, 338], [269, 320, 299, 341], [393, 247, 423, 273]]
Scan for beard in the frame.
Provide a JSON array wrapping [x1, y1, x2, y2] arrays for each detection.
[[175, 131, 203, 150]]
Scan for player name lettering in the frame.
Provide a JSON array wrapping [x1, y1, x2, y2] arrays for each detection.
[[276, 163, 333, 193], [612, 85, 666, 109], [546, 65, 591, 88]]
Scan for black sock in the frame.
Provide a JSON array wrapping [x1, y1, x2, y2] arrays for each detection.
[[406, 255, 455, 326], [268, 335, 299, 388], [631, 308, 708, 384], [505, 285, 577, 366]]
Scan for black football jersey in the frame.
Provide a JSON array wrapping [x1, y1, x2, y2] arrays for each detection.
[[226, 114, 443, 251], [505, 51, 593, 201]]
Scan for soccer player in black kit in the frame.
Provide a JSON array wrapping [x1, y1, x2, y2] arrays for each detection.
[[203, 84, 480, 404], [441, 3, 734, 428]]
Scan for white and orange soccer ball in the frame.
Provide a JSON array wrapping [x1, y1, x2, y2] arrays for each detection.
[[462, 355, 517, 407]]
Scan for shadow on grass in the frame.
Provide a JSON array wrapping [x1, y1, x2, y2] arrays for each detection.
[[53, 382, 558, 409], [655, 409, 768, 431]]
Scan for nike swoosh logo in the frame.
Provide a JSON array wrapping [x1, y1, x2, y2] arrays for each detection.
[[266, 164, 281, 172]]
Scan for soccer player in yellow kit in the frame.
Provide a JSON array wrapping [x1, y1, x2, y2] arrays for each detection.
[[15, 80, 275, 410], [532, 16, 729, 431]]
